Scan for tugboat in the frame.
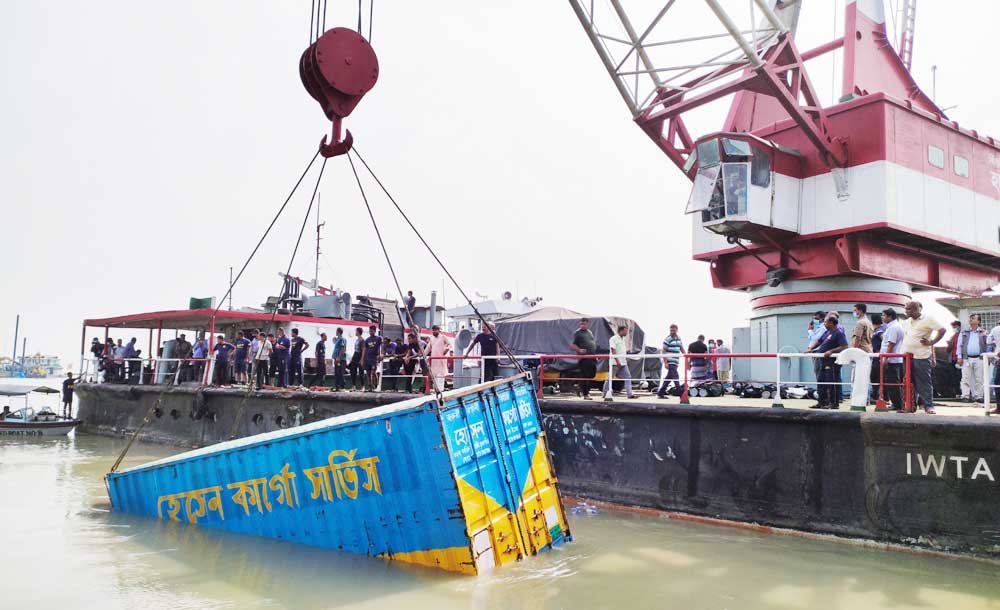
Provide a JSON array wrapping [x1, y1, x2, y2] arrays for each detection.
[[0, 386, 80, 437]]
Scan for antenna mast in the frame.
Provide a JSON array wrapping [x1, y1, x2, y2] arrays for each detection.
[[314, 192, 325, 296]]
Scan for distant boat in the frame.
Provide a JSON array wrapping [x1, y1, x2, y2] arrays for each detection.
[[0, 385, 79, 437], [0, 354, 64, 378]]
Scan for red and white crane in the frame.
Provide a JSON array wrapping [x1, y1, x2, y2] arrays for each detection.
[[570, 0, 999, 377]]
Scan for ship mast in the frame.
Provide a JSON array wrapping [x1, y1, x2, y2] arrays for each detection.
[[314, 192, 325, 296]]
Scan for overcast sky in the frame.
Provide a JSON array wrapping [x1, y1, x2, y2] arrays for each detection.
[[2, 1, 998, 371]]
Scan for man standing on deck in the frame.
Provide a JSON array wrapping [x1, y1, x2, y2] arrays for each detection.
[[687, 335, 710, 381], [958, 314, 988, 403], [331, 328, 347, 390], [273, 327, 291, 388], [254, 332, 272, 390], [211, 335, 235, 386], [570, 318, 598, 400], [266, 333, 279, 385], [349, 327, 365, 390], [233, 331, 251, 385], [192, 335, 208, 384], [288, 328, 310, 387], [603, 325, 637, 401], [880, 309, 905, 410], [807, 311, 827, 384], [381, 337, 401, 391], [657, 324, 684, 398], [122, 338, 139, 384], [715, 339, 732, 382], [901, 300, 945, 414], [361, 326, 383, 391], [62, 372, 79, 418], [466, 322, 499, 382], [427, 325, 452, 393], [89, 338, 103, 380], [810, 316, 849, 409], [307, 332, 327, 387], [174, 333, 192, 384], [404, 290, 417, 326]]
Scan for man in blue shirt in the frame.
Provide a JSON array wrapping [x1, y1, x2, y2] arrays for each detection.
[[233, 331, 252, 385], [211, 334, 236, 386], [307, 332, 327, 388], [331, 328, 347, 390], [958, 314, 989, 402], [361, 326, 382, 392], [273, 327, 291, 388], [810, 316, 848, 409], [192, 335, 208, 384], [466, 322, 500, 381], [657, 325, 685, 398], [123, 337, 139, 384], [288, 328, 310, 387], [349, 327, 365, 390]]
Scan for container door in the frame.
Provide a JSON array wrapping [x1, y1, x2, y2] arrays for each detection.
[[484, 376, 571, 555], [439, 392, 526, 570]]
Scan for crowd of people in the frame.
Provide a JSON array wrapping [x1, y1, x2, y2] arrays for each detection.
[[88, 322, 466, 394], [804, 300, 1000, 413]]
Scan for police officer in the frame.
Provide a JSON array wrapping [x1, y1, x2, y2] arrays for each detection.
[[307, 332, 327, 387], [288, 328, 310, 387], [273, 327, 291, 387]]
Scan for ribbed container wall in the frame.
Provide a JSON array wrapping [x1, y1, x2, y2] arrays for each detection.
[[106, 374, 570, 574]]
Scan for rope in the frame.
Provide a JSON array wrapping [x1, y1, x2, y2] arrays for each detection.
[[309, 0, 315, 44], [229, 157, 329, 440], [346, 152, 414, 330], [109, 398, 161, 474], [349, 148, 525, 373], [368, 0, 374, 42], [357, 0, 363, 34], [212, 149, 321, 322]]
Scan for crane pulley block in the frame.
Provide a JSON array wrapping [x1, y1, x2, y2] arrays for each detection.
[[299, 27, 379, 157]]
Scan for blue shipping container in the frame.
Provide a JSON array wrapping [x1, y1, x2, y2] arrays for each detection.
[[106, 374, 571, 574]]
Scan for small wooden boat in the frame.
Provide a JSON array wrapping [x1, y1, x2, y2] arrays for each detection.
[[0, 385, 80, 437]]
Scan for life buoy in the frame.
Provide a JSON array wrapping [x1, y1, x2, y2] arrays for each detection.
[[835, 347, 872, 408]]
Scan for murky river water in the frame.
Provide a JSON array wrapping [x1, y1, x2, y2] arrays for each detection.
[[2, 431, 999, 610]]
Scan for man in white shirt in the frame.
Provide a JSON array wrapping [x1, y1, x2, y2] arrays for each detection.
[[254, 332, 273, 390], [714, 339, 732, 382], [603, 325, 637, 401], [957, 314, 988, 402], [901, 300, 945, 414], [879, 308, 905, 410]]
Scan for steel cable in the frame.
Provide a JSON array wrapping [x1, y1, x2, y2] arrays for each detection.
[[349, 148, 525, 374]]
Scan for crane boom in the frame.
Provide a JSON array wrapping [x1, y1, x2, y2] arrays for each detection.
[[897, 0, 917, 72]]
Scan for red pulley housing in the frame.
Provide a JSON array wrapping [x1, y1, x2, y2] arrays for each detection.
[[299, 27, 379, 157]]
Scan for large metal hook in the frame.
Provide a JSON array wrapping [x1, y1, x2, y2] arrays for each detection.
[[319, 118, 353, 158]]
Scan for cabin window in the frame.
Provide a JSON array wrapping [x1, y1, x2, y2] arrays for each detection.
[[722, 138, 752, 157], [697, 139, 721, 167], [750, 148, 771, 187], [954, 155, 970, 177], [928, 145, 945, 169], [682, 149, 697, 174], [686, 164, 720, 214], [722, 163, 750, 216]]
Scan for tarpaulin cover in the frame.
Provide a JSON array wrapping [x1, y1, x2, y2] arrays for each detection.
[[494, 307, 652, 376]]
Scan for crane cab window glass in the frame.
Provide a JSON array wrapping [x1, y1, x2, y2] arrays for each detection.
[[928, 145, 945, 169], [722, 163, 749, 216], [954, 155, 970, 177], [722, 138, 752, 157], [750, 148, 771, 187], [697, 139, 720, 167], [682, 149, 698, 174], [686, 165, 721, 214]]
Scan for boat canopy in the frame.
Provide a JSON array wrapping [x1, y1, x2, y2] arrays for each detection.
[[0, 385, 60, 396]]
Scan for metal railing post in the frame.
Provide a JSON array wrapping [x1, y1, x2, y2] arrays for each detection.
[[903, 354, 913, 412], [537, 356, 545, 399], [875, 353, 888, 411], [984, 353, 993, 416], [680, 354, 690, 404], [771, 354, 784, 408], [604, 346, 614, 401]]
